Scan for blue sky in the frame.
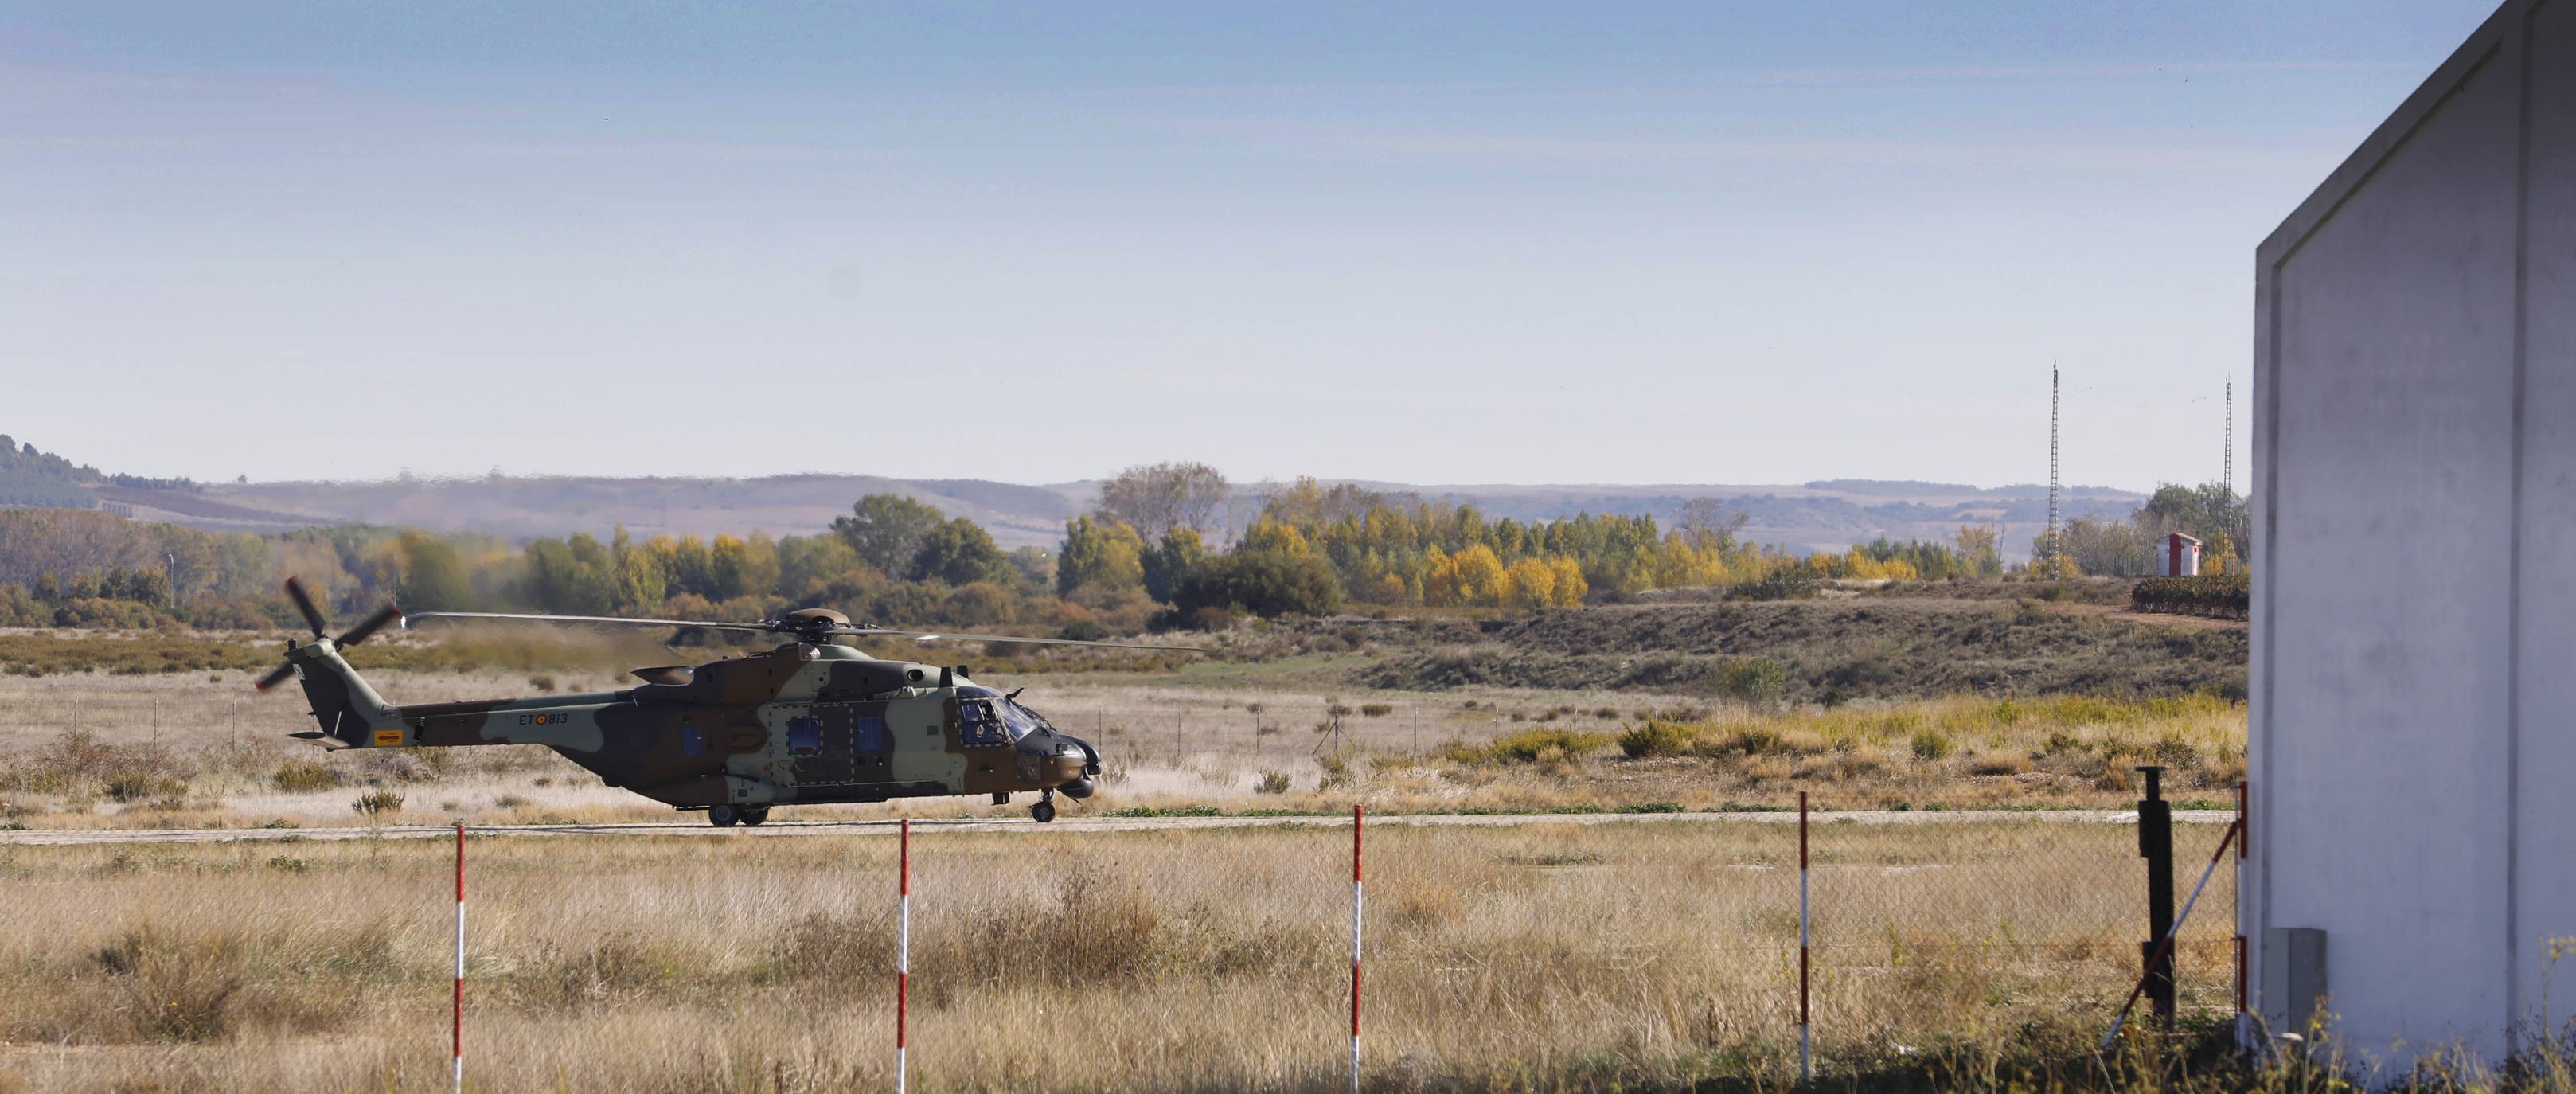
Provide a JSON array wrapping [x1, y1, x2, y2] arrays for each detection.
[[0, 2, 2500, 490]]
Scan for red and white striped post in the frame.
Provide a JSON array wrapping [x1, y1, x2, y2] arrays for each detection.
[[897, 817, 912, 1094], [1350, 803, 1364, 1094], [1797, 791, 1811, 1085], [452, 822, 466, 1094]]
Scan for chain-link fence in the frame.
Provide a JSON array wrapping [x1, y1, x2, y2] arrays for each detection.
[[1805, 809, 2239, 1051]]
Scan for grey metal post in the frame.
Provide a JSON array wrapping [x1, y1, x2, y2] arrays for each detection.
[[2137, 765, 2176, 1028]]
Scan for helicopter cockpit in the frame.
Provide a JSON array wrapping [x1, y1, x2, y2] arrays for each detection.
[[955, 685, 1056, 748]]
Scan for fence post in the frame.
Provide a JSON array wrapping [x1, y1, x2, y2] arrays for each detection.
[[452, 822, 465, 1094], [1351, 803, 1364, 1094], [2100, 816, 2245, 1051], [2234, 781, 2248, 1019], [2137, 766, 2176, 1029], [1799, 790, 1812, 1085], [897, 817, 911, 1094]]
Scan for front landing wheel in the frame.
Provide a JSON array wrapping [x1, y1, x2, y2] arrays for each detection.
[[708, 804, 740, 827], [740, 807, 770, 826], [1031, 800, 1057, 823]]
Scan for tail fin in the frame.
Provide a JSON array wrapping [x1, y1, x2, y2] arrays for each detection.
[[252, 578, 408, 748], [281, 642, 406, 748]]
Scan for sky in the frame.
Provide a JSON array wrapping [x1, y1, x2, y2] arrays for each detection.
[[0, 1, 2503, 491]]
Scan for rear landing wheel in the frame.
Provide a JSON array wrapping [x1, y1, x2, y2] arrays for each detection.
[[1031, 799, 1057, 823], [708, 804, 740, 827], [740, 807, 770, 826]]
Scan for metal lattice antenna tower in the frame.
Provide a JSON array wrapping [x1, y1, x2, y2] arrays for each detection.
[[2047, 365, 2061, 555], [2224, 379, 2234, 497]]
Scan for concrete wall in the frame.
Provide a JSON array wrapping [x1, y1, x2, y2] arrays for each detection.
[[2250, 0, 2574, 1063]]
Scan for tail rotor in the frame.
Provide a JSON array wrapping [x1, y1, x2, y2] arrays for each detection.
[[256, 578, 403, 692]]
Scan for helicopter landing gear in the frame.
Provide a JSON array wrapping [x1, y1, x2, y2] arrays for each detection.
[[1031, 788, 1058, 824], [708, 804, 740, 827], [740, 806, 769, 826]]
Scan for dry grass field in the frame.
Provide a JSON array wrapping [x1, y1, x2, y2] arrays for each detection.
[[0, 614, 2287, 1092], [0, 818, 2242, 1093]]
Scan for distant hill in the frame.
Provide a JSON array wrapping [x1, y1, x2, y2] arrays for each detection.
[[0, 433, 318, 529], [6, 430, 2145, 561], [203, 475, 2137, 561], [0, 434, 97, 509]]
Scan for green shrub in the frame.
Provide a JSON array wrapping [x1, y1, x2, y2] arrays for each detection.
[[2132, 574, 2250, 619], [1255, 771, 1291, 795], [1723, 726, 1786, 756], [1909, 729, 1955, 761], [1729, 568, 1818, 601], [1615, 721, 1700, 759], [1169, 550, 1341, 620], [351, 790, 404, 816], [272, 761, 340, 793], [1450, 728, 1606, 765], [1718, 658, 1787, 704], [105, 773, 187, 803]]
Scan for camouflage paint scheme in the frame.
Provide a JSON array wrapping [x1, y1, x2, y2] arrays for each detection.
[[274, 633, 1102, 824]]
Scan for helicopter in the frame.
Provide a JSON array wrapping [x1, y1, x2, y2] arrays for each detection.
[[253, 579, 1196, 824]]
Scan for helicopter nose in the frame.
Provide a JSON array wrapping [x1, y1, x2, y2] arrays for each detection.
[[1056, 733, 1102, 776]]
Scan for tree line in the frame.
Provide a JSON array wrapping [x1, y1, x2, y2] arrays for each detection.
[[0, 459, 2062, 633]]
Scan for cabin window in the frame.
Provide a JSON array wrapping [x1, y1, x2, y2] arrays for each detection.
[[681, 725, 704, 757], [857, 716, 890, 755], [787, 717, 824, 756], [958, 701, 1009, 748]]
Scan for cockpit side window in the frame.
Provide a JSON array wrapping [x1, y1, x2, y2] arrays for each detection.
[[958, 701, 1009, 748]]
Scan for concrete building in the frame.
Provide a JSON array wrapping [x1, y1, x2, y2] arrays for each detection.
[[2247, 0, 2574, 1065], [2164, 533, 2201, 578]]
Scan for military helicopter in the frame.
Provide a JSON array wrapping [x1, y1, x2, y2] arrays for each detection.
[[254, 579, 1195, 824]]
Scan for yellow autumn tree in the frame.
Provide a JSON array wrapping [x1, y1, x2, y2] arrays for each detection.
[[1421, 545, 1461, 607], [1369, 572, 1407, 602], [1450, 544, 1507, 606], [2029, 552, 2083, 579], [1503, 556, 1555, 611], [1548, 556, 1588, 606], [1239, 518, 1313, 557]]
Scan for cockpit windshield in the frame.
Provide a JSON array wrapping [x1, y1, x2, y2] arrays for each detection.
[[997, 701, 1043, 739], [958, 686, 1052, 743]]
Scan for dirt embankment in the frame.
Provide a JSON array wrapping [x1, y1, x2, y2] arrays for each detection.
[[1357, 599, 2246, 702]]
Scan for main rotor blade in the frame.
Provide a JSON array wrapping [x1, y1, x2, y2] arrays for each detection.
[[255, 662, 298, 691], [403, 611, 779, 633], [283, 578, 328, 639], [335, 604, 404, 648], [825, 626, 1203, 651]]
